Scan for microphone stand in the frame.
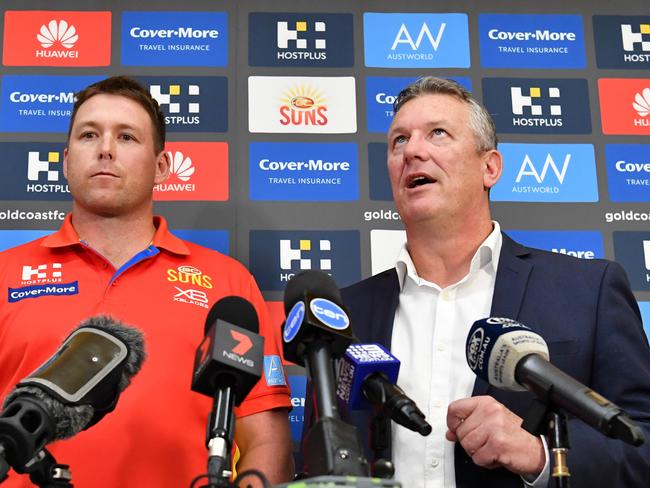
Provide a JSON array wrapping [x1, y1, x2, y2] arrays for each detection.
[[24, 449, 73, 488], [369, 412, 394, 479], [203, 390, 235, 488], [522, 399, 571, 488]]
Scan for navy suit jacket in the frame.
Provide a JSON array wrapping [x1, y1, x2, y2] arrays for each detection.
[[337, 234, 650, 487]]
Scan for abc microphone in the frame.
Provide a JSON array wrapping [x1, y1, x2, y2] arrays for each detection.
[[337, 344, 431, 436], [465, 317, 645, 446], [0, 316, 146, 478]]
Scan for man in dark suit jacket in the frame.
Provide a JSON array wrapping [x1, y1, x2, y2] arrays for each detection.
[[331, 77, 650, 487]]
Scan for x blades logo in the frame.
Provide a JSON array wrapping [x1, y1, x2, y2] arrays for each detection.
[[154, 142, 228, 201], [121, 11, 228, 66], [593, 16, 650, 69], [248, 13, 353, 67], [599, 78, 650, 135], [173, 286, 209, 309], [3, 11, 111, 67], [249, 230, 360, 291], [0, 143, 70, 201], [482, 78, 591, 134], [137, 76, 228, 133]]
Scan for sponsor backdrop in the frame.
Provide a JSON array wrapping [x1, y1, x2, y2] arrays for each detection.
[[1, 0, 649, 454]]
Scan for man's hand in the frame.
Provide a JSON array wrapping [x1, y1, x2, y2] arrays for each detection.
[[446, 396, 545, 477]]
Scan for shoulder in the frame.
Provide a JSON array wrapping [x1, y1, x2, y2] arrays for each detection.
[[173, 240, 254, 280], [341, 268, 398, 303]]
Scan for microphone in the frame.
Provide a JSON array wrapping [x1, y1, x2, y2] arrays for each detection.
[[0, 315, 145, 473], [191, 296, 264, 481], [283, 270, 368, 476], [466, 317, 645, 446], [336, 343, 431, 436]]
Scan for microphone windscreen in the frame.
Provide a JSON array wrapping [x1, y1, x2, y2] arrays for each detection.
[[204, 295, 259, 334], [283, 270, 342, 314]]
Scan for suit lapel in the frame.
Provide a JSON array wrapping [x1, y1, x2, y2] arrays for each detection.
[[369, 269, 400, 350], [472, 233, 533, 396]]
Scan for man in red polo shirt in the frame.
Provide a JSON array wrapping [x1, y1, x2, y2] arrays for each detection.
[[0, 76, 293, 487]]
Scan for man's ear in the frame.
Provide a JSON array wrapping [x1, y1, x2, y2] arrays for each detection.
[[63, 147, 69, 179], [483, 149, 503, 190], [154, 150, 170, 184]]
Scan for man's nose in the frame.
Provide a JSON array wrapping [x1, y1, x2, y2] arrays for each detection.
[[98, 135, 114, 160], [402, 134, 428, 162]]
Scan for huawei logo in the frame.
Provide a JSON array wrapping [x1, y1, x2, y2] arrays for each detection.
[[37, 20, 78, 49], [633, 88, 650, 117], [168, 151, 195, 182]]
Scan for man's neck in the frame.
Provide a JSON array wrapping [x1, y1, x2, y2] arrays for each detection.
[[405, 217, 494, 288], [70, 206, 157, 269]]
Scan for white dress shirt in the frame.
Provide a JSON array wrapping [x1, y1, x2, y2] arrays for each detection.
[[390, 222, 548, 488]]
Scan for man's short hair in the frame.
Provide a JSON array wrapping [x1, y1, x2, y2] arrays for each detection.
[[393, 77, 498, 152], [67, 76, 166, 154]]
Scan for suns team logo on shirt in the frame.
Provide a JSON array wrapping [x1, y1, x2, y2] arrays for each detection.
[[166, 265, 213, 289]]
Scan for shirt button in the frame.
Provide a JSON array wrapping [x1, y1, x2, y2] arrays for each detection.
[[112, 280, 119, 286], [441, 290, 451, 300], [437, 343, 446, 351], [434, 400, 442, 408], [431, 458, 440, 468]]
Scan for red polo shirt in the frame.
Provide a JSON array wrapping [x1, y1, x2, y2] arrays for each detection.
[[0, 215, 290, 487]]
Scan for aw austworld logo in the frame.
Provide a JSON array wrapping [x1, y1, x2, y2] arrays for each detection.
[[482, 78, 591, 134], [505, 230, 604, 260], [249, 230, 361, 291], [0, 143, 69, 201], [248, 12, 353, 67], [121, 11, 227, 66], [366, 76, 472, 134], [249, 142, 359, 201], [491, 143, 598, 202], [593, 16, 650, 69], [0, 75, 104, 132], [136, 76, 227, 133], [3, 11, 111, 67], [363, 13, 470, 68], [605, 144, 650, 202], [478, 14, 586, 68]]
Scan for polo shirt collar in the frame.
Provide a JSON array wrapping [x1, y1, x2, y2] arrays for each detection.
[[41, 214, 191, 256]]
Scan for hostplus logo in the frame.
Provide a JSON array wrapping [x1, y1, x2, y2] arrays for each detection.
[[26, 150, 69, 195], [492, 144, 597, 202], [280, 239, 332, 277], [21, 263, 62, 285], [249, 231, 360, 291], [621, 23, 650, 61], [150, 84, 200, 124], [482, 78, 591, 134], [277, 20, 326, 58], [36, 20, 79, 59], [511, 86, 562, 127], [613, 232, 650, 291]]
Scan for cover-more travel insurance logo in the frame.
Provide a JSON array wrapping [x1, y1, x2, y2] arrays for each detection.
[[605, 144, 650, 202], [248, 76, 356, 133], [121, 11, 228, 66], [491, 143, 598, 202], [249, 142, 359, 201], [0, 75, 104, 132], [504, 230, 604, 259], [478, 14, 586, 68], [249, 13, 353, 67], [364, 13, 470, 68], [3, 11, 111, 66]]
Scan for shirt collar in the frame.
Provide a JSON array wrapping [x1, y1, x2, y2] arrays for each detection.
[[395, 221, 502, 290], [42, 214, 191, 256]]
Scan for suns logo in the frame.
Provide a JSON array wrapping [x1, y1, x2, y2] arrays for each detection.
[[168, 151, 195, 181], [37, 20, 78, 49], [279, 84, 328, 126]]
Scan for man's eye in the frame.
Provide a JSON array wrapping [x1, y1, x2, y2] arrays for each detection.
[[432, 128, 447, 136], [120, 134, 134, 141], [81, 132, 95, 139], [394, 135, 408, 145]]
